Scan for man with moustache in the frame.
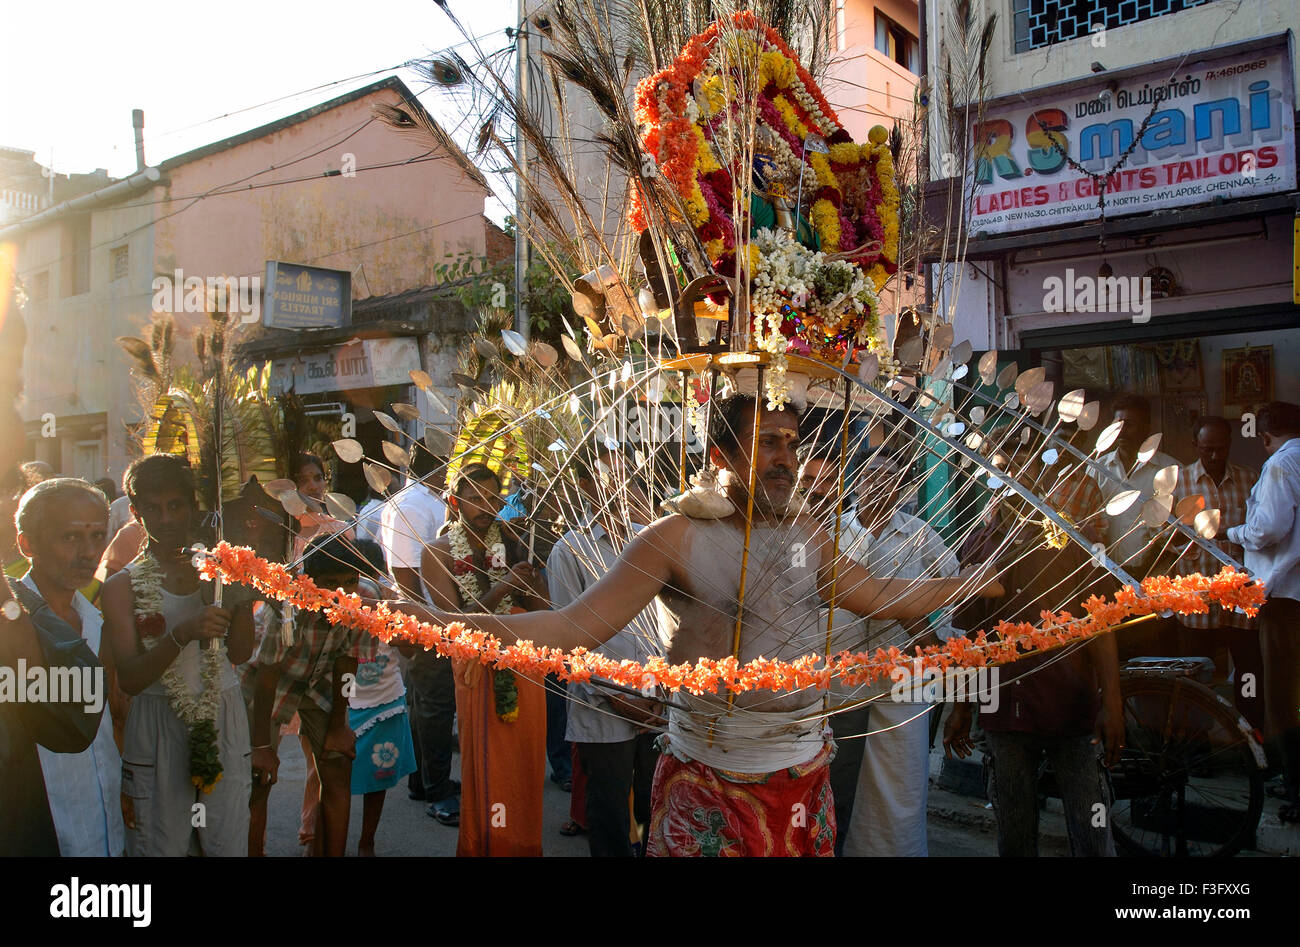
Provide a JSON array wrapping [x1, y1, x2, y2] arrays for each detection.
[[405, 394, 1001, 856], [18, 479, 124, 856]]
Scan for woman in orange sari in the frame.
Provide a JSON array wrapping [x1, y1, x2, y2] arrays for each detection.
[[421, 463, 550, 856]]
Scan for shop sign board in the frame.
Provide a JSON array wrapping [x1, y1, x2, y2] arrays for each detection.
[[970, 41, 1295, 235], [270, 337, 421, 395], [263, 261, 352, 329]]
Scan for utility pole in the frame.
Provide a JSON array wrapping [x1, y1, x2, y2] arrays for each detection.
[[513, 1, 530, 341]]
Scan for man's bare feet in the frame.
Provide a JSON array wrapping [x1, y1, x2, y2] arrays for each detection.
[[358, 841, 376, 857]]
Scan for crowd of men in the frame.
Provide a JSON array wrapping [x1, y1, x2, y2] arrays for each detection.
[[3, 392, 1299, 857]]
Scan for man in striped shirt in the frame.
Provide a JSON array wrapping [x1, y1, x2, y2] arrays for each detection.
[[1171, 416, 1262, 730]]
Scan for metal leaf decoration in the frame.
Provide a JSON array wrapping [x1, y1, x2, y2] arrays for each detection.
[[1024, 380, 1055, 415], [392, 403, 422, 422], [1015, 366, 1045, 401], [333, 439, 364, 464], [373, 411, 401, 433], [262, 478, 297, 498], [951, 340, 973, 365], [410, 369, 434, 391], [1058, 389, 1086, 423], [532, 342, 559, 368], [979, 350, 999, 386], [932, 324, 954, 352], [325, 492, 357, 521], [501, 329, 528, 357], [1153, 464, 1179, 496], [1095, 420, 1123, 454], [1194, 508, 1221, 539], [561, 335, 584, 362], [382, 441, 410, 468], [1137, 433, 1163, 465], [858, 353, 879, 384], [1078, 401, 1101, 431], [995, 361, 1018, 391], [1140, 494, 1173, 527], [363, 462, 393, 495], [1175, 494, 1205, 523], [280, 491, 308, 517], [1105, 489, 1142, 516]]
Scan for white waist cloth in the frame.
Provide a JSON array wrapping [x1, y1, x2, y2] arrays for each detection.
[[665, 702, 830, 774]]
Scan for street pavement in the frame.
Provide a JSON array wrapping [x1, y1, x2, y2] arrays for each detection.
[[261, 736, 1017, 857]]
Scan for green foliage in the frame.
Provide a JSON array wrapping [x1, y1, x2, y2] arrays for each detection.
[[430, 251, 575, 344]]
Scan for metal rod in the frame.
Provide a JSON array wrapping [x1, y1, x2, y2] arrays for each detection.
[[727, 364, 765, 717], [678, 370, 689, 493], [822, 376, 852, 712]]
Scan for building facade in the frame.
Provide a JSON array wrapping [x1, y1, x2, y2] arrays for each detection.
[[3, 77, 492, 484], [925, 0, 1299, 470]]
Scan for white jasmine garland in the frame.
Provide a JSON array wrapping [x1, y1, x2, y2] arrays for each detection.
[[132, 553, 226, 791]]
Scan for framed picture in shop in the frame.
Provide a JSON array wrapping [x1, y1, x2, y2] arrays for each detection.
[[1223, 345, 1273, 420], [1154, 339, 1203, 392]]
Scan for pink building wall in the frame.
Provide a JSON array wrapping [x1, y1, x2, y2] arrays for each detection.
[[155, 84, 488, 306], [823, 0, 920, 144]]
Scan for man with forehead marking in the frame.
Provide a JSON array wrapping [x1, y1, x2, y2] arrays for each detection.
[[404, 393, 1002, 856]]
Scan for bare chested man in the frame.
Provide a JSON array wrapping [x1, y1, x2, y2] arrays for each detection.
[[404, 393, 1000, 856]]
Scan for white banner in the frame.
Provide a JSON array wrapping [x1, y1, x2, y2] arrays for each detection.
[[969, 43, 1295, 235], [270, 337, 421, 395]]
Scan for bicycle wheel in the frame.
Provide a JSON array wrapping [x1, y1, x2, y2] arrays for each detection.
[[1109, 675, 1264, 858]]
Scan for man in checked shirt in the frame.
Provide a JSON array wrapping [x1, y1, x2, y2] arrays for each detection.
[[249, 535, 375, 856], [1170, 416, 1262, 731]]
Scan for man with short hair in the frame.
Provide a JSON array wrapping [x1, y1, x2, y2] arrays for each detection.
[[379, 450, 457, 819], [549, 450, 662, 857], [836, 453, 959, 858], [18, 479, 123, 856], [101, 455, 255, 856], [407, 394, 1001, 856], [948, 442, 1123, 857], [1226, 401, 1300, 822], [1171, 416, 1262, 729]]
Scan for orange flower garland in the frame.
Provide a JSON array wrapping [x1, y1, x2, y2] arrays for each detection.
[[200, 542, 1265, 698]]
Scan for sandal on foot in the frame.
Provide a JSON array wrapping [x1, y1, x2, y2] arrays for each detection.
[[558, 820, 587, 836]]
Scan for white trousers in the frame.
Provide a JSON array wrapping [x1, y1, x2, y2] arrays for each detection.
[[841, 697, 932, 857]]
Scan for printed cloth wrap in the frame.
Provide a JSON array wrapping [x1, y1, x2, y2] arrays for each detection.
[[646, 740, 835, 857]]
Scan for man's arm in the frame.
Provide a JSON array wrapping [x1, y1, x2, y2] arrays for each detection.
[[2, 582, 102, 754], [101, 571, 230, 695], [401, 517, 681, 651], [1227, 462, 1298, 551], [249, 663, 281, 786], [829, 550, 1000, 620], [323, 654, 357, 759]]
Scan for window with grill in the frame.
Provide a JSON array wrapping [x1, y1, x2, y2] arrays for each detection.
[[1013, 0, 1218, 54]]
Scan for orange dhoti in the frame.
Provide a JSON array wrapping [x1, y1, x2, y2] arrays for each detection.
[[453, 659, 546, 857]]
